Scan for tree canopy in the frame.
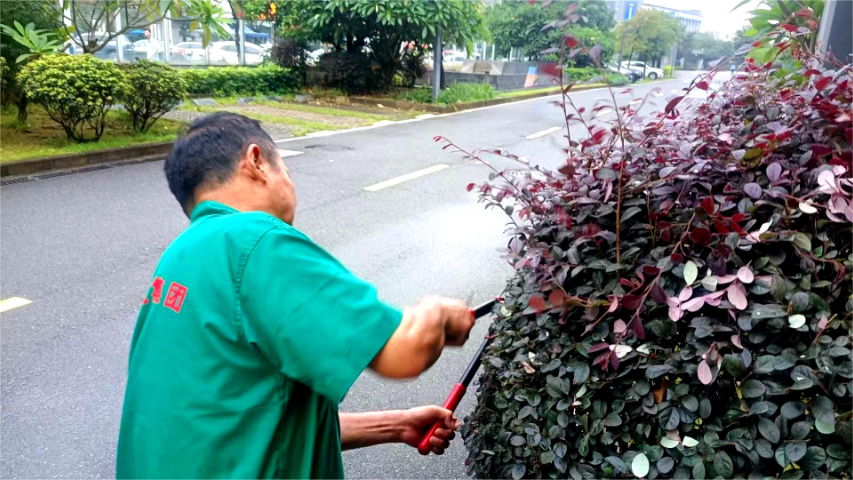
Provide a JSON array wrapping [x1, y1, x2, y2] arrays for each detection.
[[680, 32, 735, 66], [485, 0, 615, 61], [279, 0, 485, 87], [615, 9, 684, 64]]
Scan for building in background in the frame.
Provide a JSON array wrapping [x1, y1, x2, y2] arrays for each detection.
[[640, 3, 703, 33], [609, 0, 644, 23]]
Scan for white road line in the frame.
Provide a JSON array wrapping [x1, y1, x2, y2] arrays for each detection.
[[0, 297, 31, 313], [277, 149, 304, 158], [363, 164, 450, 192], [525, 126, 562, 139]]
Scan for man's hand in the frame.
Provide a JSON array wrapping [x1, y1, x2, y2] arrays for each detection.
[[339, 407, 460, 455], [398, 406, 460, 456], [369, 296, 475, 378]]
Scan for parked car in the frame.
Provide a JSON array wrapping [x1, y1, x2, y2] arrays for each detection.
[[170, 41, 207, 63], [607, 63, 642, 82], [208, 41, 264, 65], [64, 33, 135, 61], [620, 61, 665, 79]]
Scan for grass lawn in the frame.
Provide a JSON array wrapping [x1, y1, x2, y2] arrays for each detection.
[[180, 97, 393, 122], [188, 105, 353, 137], [0, 107, 184, 163]]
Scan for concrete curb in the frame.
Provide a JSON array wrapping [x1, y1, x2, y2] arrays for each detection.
[[1, 141, 175, 178], [343, 83, 607, 113]]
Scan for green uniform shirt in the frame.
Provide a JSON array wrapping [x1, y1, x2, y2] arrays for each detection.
[[117, 201, 402, 479]]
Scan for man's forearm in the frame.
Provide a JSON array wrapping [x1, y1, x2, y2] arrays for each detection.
[[339, 411, 404, 451]]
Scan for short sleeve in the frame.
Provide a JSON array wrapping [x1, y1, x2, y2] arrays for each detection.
[[239, 225, 402, 404]]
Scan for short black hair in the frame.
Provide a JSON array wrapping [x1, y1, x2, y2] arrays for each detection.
[[164, 112, 278, 211]]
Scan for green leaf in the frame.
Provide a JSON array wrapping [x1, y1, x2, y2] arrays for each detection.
[[692, 461, 706, 480], [793, 233, 812, 251], [816, 410, 836, 434], [683, 261, 698, 285], [713, 451, 734, 478], [700, 399, 712, 419], [632, 453, 650, 478], [742, 379, 766, 398], [621, 206, 642, 223], [646, 364, 672, 378], [510, 435, 526, 446], [657, 457, 674, 474], [759, 417, 781, 443], [755, 439, 774, 458], [512, 463, 526, 479], [603, 412, 622, 427], [682, 395, 698, 412], [786, 441, 807, 462], [541, 450, 556, 464], [800, 446, 827, 470], [781, 401, 807, 419], [791, 421, 811, 439]]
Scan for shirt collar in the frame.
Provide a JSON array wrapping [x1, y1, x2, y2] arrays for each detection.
[[190, 201, 238, 222]]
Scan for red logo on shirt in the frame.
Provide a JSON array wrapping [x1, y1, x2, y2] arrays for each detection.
[[164, 282, 188, 314], [142, 277, 188, 313]]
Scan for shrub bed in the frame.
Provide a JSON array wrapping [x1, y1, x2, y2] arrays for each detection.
[[123, 60, 186, 132], [442, 32, 852, 480], [181, 64, 298, 96], [18, 54, 128, 142], [400, 83, 495, 105]]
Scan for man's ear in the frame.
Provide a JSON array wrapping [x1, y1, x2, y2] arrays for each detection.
[[239, 144, 267, 184]]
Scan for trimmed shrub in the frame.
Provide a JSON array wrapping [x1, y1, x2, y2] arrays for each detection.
[[122, 60, 186, 132], [271, 37, 306, 70], [181, 64, 298, 96], [18, 54, 128, 141], [437, 83, 495, 105], [442, 37, 853, 480], [565, 67, 598, 81], [318, 51, 381, 93]]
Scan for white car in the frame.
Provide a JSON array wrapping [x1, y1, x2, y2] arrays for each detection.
[[208, 41, 264, 65], [171, 41, 207, 63], [621, 61, 664, 80]]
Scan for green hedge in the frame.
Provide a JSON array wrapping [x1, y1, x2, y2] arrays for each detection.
[[402, 83, 495, 105], [565, 67, 629, 86], [180, 65, 299, 96]]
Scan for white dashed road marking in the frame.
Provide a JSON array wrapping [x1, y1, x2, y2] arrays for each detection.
[[525, 126, 562, 139], [363, 164, 450, 192]]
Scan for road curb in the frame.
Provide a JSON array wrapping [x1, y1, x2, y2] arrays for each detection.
[[1, 141, 175, 179], [342, 86, 590, 113]]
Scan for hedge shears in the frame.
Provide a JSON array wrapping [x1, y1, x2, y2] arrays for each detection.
[[417, 298, 499, 455]]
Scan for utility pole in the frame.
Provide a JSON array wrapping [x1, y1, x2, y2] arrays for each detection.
[[617, 33, 625, 72], [432, 25, 442, 102]]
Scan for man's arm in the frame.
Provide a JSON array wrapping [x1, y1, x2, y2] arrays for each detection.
[[340, 406, 460, 455], [369, 297, 475, 378]]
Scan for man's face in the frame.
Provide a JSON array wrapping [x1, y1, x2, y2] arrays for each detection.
[[145, 30, 151, 40], [266, 154, 297, 225]]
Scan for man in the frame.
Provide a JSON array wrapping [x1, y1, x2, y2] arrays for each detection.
[[117, 113, 476, 478], [142, 28, 161, 61]]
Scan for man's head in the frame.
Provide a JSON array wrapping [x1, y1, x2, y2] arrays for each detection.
[[164, 112, 297, 224], [144, 29, 151, 40]]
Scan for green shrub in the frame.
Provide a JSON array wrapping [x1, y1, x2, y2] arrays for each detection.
[[122, 60, 186, 133], [606, 72, 629, 86], [402, 87, 433, 104], [0, 57, 7, 91], [181, 64, 297, 96], [18, 54, 128, 141], [318, 51, 381, 93], [664, 65, 674, 77], [565, 67, 598, 81], [437, 83, 495, 105], [449, 39, 853, 480]]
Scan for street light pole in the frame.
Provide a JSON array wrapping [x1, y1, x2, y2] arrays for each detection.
[[432, 25, 442, 103]]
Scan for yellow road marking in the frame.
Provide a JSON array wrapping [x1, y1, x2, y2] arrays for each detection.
[[0, 297, 31, 313], [525, 126, 562, 139], [363, 164, 450, 192]]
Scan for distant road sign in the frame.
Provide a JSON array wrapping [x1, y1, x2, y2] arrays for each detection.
[[625, 1, 638, 20]]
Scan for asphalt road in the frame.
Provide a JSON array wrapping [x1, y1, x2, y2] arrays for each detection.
[[0, 71, 708, 478]]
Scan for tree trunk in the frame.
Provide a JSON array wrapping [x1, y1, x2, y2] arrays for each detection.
[[16, 92, 28, 122]]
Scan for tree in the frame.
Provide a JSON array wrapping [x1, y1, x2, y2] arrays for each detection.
[[485, 0, 615, 60], [0, 2, 62, 120], [279, 0, 486, 89], [616, 9, 684, 69], [680, 32, 735, 67], [37, 0, 230, 55]]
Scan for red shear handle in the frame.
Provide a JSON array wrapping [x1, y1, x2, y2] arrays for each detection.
[[417, 383, 467, 455]]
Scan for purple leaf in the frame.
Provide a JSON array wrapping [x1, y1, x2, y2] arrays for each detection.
[[682, 296, 706, 312], [744, 182, 762, 199], [766, 162, 782, 182], [614, 319, 627, 335], [588, 45, 601, 65], [698, 360, 713, 385], [737, 266, 754, 284], [727, 282, 748, 310], [668, 305, 683, 322], [678, 286, 693, 302]]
